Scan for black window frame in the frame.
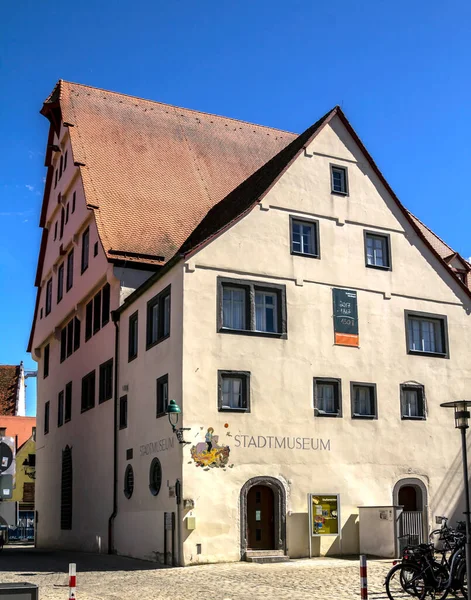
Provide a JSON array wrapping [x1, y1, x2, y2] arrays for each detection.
[[66, 250, 74, 292], [81, 370, 96, 413], [85, 300, 93, 341], [149, 457, 162, 496], [217, 277, 287, 339], [60, 206, 65, 240], [128, 311, 138, 362], [81, 227, 90, 274], [45, 278, 53, 316], [400, 383, 426, 421], [65, 382, 72, 423], [102, 283, 110, 327], [99, 358, 113, 404], [57, 263, 64, 303], [124, 464, 134, 499], [94, 242, 98, 257], [364, 230, 392, 271], [64, 151, 68, 172], [350, 382, 377, 419], [60, 445, 73, 530], [146, 285, 171, 350], [218, 370, 251, 413], [404, 310, 449, 359], [72, 191, 76, 213], [93, 291, 102, 334], [73, 317, 81, 352], [119, 395, 128, 430], [44, 400, 50, 435], [54, 221, 58, 241], [156, 374, 169, 418], [330, 164, 348, 195], [60, 327, 67, 363], [65, 202, 69, 224], [43, 343, 49, 379], [313, 377, 342, 418], [58, 390, 64, 427], [290, 216, 320, 259], [66, 320, 74, 358]]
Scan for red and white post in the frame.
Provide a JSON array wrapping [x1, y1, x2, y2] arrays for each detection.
[[360, 554, 368, 599], [68, 563, 76, 599]]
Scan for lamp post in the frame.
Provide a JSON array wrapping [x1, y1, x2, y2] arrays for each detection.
[[441, 399, 471, 594], [166, 400, 190, 445]]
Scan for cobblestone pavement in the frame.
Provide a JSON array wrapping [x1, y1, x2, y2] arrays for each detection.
[[0, 546, 396, 599]]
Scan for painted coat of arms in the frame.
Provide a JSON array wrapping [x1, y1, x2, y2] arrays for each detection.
[[190, 427, 231, 468]]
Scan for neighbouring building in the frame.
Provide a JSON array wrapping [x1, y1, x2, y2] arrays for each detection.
[[29, 80, 471, 564]]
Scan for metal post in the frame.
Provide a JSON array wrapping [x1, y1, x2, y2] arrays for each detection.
[[461, 426, 471, 594], [360, 554, 368, 599]]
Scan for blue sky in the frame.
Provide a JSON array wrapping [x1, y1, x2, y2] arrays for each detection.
[[1, 0, 470, 415]]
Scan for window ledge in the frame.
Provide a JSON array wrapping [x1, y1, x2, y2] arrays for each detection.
[[128, 354, 138, 363], [81, 406, 95, 414], [291, 250, 320, 260], [156, 412, 167, 419], [401, 416, 426, 421], [219, 327, 287, 340], [331, 190, 349, 197], [314, 411, 342, 418], [366, 264, 391, 271], [218, 407, 250, 413], [99, 397, 112, 405], [352, 414, 377, 420], [146, 334, 170, 351], [408, 350, 448, 359]]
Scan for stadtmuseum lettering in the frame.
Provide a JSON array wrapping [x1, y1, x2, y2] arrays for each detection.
[[140, 437, 174, 456], [234, 435, 331, 451]]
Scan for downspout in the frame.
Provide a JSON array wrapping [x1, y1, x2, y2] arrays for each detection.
[[108, 311, 120, 554]]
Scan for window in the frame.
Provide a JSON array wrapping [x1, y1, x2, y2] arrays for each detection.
[[54, 221, 58, 241], [72, 191, 76, 213], [218, 278, 287, 337], [331, 165, 348, 194], [66, 250, 74, 291], [124, 465, 134, 499], [59, 155, 63, 178], [44, 401, 50, 434], [60, 206, 65, 240], [40, 308, 43, 319], [365, 232, 391, 270], [149, 457, 162, 496], [147, 286, 171, 348], [81, 370, 95, 412], [156, 374, 169, 417], [0, 428, 6, 437], [81, 227, 89, 273], [57, 263, 64, 303], [119, 395, 128, 430], [65, 202, 69, 224], [45, 278, 53, 315], [405, 311, 449, 358], [99, 359, 113, 404], [61, 446, 72, 530], [218, 371, 250, 412], [93, 292, 102, 334], [290, 218, 319, 258], [85, 301, 93, 340], [94, 242, 98, 257], [54, 169, 58, 188], [73, 317, 81, 352], [401, 384, 426, 420], [66, 320, 74, 357], [314, 378, 342, 417], [128, 311, 138, 361], [64, 151, 68, 171], [61, 318, 80, 362], [351, 382, 377, 419], [43, 343, 49, 379], [60, 327, 66, 363], [65, 382, 72, 423], [58, 391, 64, 427], [102, 283, 110, 326]]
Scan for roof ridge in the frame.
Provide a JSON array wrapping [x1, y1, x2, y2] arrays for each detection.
[[408, 210, 455, 254], [57, 80, 297, 135]]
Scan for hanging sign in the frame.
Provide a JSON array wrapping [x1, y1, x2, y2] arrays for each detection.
[[332, 288, 359, 347], [308, 494, 340, 536]]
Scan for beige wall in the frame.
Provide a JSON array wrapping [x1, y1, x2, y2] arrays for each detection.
[[176, 115, 471, 563], [114, 264, 184, 562]]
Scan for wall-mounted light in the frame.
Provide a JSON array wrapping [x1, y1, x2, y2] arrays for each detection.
[[166, 400, 190, 444]]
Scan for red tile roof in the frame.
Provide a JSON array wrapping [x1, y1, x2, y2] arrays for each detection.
[[0, 365, 20, 416]]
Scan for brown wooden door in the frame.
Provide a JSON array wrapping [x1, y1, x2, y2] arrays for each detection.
[[247, 485, 275, 550]]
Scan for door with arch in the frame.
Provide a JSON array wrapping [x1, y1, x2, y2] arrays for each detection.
[[394, 479, 428, 551], [247, 485, 275, 549]]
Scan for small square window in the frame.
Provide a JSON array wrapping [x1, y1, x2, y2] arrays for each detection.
[[351, 382, 377, 419], [401, 384, 426, 420], [156, 375, 169, 418], [119, 395, 128, 429], [218, 371, 250, 412], [405, 311, 449, 358], [331, 165, 348, 195], [314, 378, 342, 417], [365, 231, 391, 270], [290, 218, 319, 258], [99, 359, 113, 403]]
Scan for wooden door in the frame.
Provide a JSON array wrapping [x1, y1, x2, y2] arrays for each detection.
[[247, 485, 275, 550]]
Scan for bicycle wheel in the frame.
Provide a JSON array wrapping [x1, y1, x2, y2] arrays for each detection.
[[385, 563, 426, 599], [457, 562, 468, 599]]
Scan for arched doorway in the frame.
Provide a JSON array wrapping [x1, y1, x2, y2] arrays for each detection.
[[240, 477, 286, 558], [393, 478, 428, 550]]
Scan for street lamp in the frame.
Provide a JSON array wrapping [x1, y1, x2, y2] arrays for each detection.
[[441, 399, 471, 594], [166, 400, 190, 444]]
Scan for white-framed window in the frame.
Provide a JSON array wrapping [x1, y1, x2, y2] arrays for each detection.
[[218, 371, 250, 412], [314, 378, 342, 417], [291, 218, 319, 257], [331, 165, 348, 194], [255, 291, 277, 333], [406, 311, 448, 356], [365, 232, 390, 269], [223, 287, 246, 330]]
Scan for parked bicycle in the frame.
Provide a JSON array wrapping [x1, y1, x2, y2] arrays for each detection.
[[385, 517, 467, 599]]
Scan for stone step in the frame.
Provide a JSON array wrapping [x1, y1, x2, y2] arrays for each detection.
[[246, 550, 289, 563]]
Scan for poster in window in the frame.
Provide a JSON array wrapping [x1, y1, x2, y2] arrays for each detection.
[[309, 494, 340, 536], [332, 288, 359, 347]]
